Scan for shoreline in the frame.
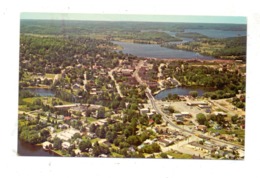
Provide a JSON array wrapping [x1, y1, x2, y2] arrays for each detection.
[[145, 57, 236, 63], [23, 86, 51, 89]]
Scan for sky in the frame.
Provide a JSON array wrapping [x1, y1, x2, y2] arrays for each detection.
[[20, 13, 246, 24]]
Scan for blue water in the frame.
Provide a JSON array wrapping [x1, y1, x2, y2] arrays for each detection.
[[24, 88, 55, 97], [113, 41, 213, 59], [154, 87, 210, 100], [18, 139, 59, 157], [184, 29, 246, 38]]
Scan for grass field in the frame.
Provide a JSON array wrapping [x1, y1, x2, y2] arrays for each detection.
[[45, 73, 56, 79], [22, 97, 73, 106], [165, 151, 193, 159]]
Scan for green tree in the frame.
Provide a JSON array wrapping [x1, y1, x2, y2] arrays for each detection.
[[126, 135, 141, 146], [79, 140, 92, 152], [196, 113, 206, 125], [106, 131, 117, 143], [53, 137, 62, 150], [160, 153, 168, 158], [189, 91, 198, 98]]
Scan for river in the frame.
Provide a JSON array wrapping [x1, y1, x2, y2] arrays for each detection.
[[154, 86, 212, 100], [18, 138, 59, 157]]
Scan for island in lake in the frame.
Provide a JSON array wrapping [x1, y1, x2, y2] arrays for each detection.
[[18, 13, 246, 159]]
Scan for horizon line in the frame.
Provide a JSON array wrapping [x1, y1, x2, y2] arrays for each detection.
[[20, 13, 247, 24]]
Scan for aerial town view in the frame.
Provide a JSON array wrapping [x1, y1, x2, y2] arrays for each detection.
[[18, 13, 246, 159]]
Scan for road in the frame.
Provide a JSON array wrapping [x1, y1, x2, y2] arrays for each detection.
[[133, 60, 146, 85], [108, 67, 124, 98], [83, 71, 87, 91], [132, 60, 244, 150], [146, 89, 244, 149]]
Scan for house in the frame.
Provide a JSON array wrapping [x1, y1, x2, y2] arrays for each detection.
[[148, 119, 154, 125], [87, 132, 97, 139], [150, 109, 157, 114], [212, 132, 220, 137], [74, 138, 83, 146], [198, 104, 211, 109], [64, 116, 72, 121], [140, 108, 149, 115], [143, 139, 154, 145], [173, 113, 183, 120], [128, 146, 136, 153], [58, 124, 69, 130], [181, 112, 191, 118], [107, 84, 112, 88], [98, 154, 108, 158], [147, 112, 155, 118], [158, 138, 174, 147], [196, 125, 207, 132], [121, 68, 134, 76], [72, 83, 81, 90], [47, 126, 55, 133], [53, 128, 80, 141], [213, 111, 227, 116], [225, 153, 236, 159], [42, 141, 53, 150], [155, 126, 169, 135], [74, 149, 81, 156], [62, 142, 71, 149]]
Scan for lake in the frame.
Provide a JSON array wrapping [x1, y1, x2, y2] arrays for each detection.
[[17, 138, 59, 157], [113, 41, 213, 59], [154, 86, 211, 100], [23, 88, 55, 97]]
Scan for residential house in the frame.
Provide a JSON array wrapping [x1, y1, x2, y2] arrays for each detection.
[[196, 125, 207, 132], [42, 141, 53, 150], [213, 111, 227, 117], [181, 112, 191, 118], [72, 83, 81, 90], [62, 142, 71, 149], [158, 138, 174, 147], [140, 108, 149, 116]]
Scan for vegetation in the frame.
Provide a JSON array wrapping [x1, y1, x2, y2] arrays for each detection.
[[162, 36, 246, 61], [18, 19, 245, 159], [162, 61, 245, 99]]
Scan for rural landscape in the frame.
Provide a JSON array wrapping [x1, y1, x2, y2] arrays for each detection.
[[18, 14, 246, 159]]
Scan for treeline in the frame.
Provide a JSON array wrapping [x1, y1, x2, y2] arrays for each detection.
[[112, 31, 182, 44], [162, 62, 245, 99], [21, 20, 246, 36], [162, 36, 246, 61], [20, 35, 131, 75]]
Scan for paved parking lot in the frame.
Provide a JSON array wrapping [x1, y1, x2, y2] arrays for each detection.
[[155, 100, 208, 124]]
